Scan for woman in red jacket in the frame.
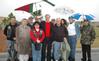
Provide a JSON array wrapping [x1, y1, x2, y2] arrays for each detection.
[[30, 21, 45, 61]]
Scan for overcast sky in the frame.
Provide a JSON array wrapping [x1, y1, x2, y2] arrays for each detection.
[[0, 0, 99, 21]]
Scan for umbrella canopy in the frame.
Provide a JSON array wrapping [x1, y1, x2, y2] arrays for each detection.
[[70, 13, 95, 21]]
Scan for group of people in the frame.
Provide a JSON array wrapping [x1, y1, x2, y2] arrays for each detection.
[[4, 14, 96, 61]]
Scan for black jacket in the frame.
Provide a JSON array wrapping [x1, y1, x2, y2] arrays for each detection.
[[53, 25, 67, 42], [4, 23, 18, 41]]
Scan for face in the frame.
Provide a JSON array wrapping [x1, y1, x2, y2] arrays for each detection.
[[51, 19, 55, 24], [35, 16, 39, 21], [28, 17, 33, 23], [83, 21, 89, 26], [56, 18, 61, 25], [61, 19, 64, 24], [21, 19, 28, 25], [45, 14, 50, 21], [34, 24, 40, 29], [10, 18, 16, 25], [69, 18, 74, 24]]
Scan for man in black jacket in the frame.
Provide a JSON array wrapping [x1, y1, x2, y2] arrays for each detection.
[[4, 17, 18, 61], [52, 18, 67, 61]]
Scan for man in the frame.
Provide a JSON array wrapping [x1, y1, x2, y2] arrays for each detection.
[[41, 14, 52, 61], [27, 16, 34, 61], [16, 19, 31, 61], [27, 16, 34, 29], [35, 16, 42, 22], [67, 17, 77, 61], [52, 18, 67, 61], [4, 17, 18, 61], [80, 19, 96, 61]]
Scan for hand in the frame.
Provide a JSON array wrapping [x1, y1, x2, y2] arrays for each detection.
[[37, 39, 40, 43], [91, 41, 94, 45], [13, 37, 16, 40], [64, 37, 67, 43], [80, 24, 83, 28]]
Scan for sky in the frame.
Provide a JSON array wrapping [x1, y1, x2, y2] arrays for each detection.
[[0, 0, 99, 21]]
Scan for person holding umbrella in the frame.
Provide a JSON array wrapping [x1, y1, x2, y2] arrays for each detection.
[[80, 19, 96, 61]]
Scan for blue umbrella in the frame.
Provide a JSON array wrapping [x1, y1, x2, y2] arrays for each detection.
[[71, 13, 95, 21], [85, 14, 94, 20]]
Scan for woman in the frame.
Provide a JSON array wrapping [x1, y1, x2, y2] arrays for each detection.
[[30, 21, 45, 61], [16, 18, 31, 61], [61, 19, 70, 61]]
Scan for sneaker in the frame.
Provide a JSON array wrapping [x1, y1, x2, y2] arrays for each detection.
[[56, 60, 58, 61], [7, 59, 10, 61]]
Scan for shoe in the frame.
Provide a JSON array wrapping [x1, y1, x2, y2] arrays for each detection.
[[88, 59, 92, 61], [7, 59, 10, 61], [81, 58, 86, 61]]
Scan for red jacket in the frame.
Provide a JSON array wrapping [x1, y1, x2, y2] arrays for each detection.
[[30, 29, 45, 43]]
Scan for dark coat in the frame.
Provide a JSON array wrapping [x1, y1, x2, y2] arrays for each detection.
[[52, 25, 66, 42], [4, 23, 17, 41], [80, 24, 96, 45]]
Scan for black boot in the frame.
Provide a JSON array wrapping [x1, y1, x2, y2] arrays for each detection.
[[81, 58, 86, 61], [88, 59, 92, 61], [58, 58, 62, 61], [72, 58, 75, 61], [7, 58, 10, 61], [28, 57, 32, 61]]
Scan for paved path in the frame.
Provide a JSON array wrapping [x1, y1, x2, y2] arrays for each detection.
[[0, 48, 99, 61]]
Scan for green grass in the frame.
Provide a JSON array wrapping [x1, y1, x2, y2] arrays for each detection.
[[95, 27, 99, 37]]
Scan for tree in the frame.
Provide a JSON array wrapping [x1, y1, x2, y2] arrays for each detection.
[[0, 12, 15, 29]]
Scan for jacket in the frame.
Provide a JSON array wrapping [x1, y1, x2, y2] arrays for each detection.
[[30, 28, 45, 43], [16, 25, 31, 54], [4, 23, 17, 41], [80, 24, 96, 45], [40, 21, 53, 38], [53, 25, 66, 42]]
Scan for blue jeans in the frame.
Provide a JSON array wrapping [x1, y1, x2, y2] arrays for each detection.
[[32, 43, 42, 61], [53, 41, 62, 60], [7, 40, 15, 58], [68, 35, 77, 61]]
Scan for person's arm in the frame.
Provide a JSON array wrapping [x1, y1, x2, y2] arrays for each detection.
[[4, 25, 8, 36], [39, 30, 45, 43], [30, 30, 37, 42], [15, 27, 19, 51], [91, 26, 96, 44]]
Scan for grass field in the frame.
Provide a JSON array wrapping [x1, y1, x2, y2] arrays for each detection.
[[77, 27, 99, 48]]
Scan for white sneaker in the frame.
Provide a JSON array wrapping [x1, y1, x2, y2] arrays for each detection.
[[56, 60, 58, 61]]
